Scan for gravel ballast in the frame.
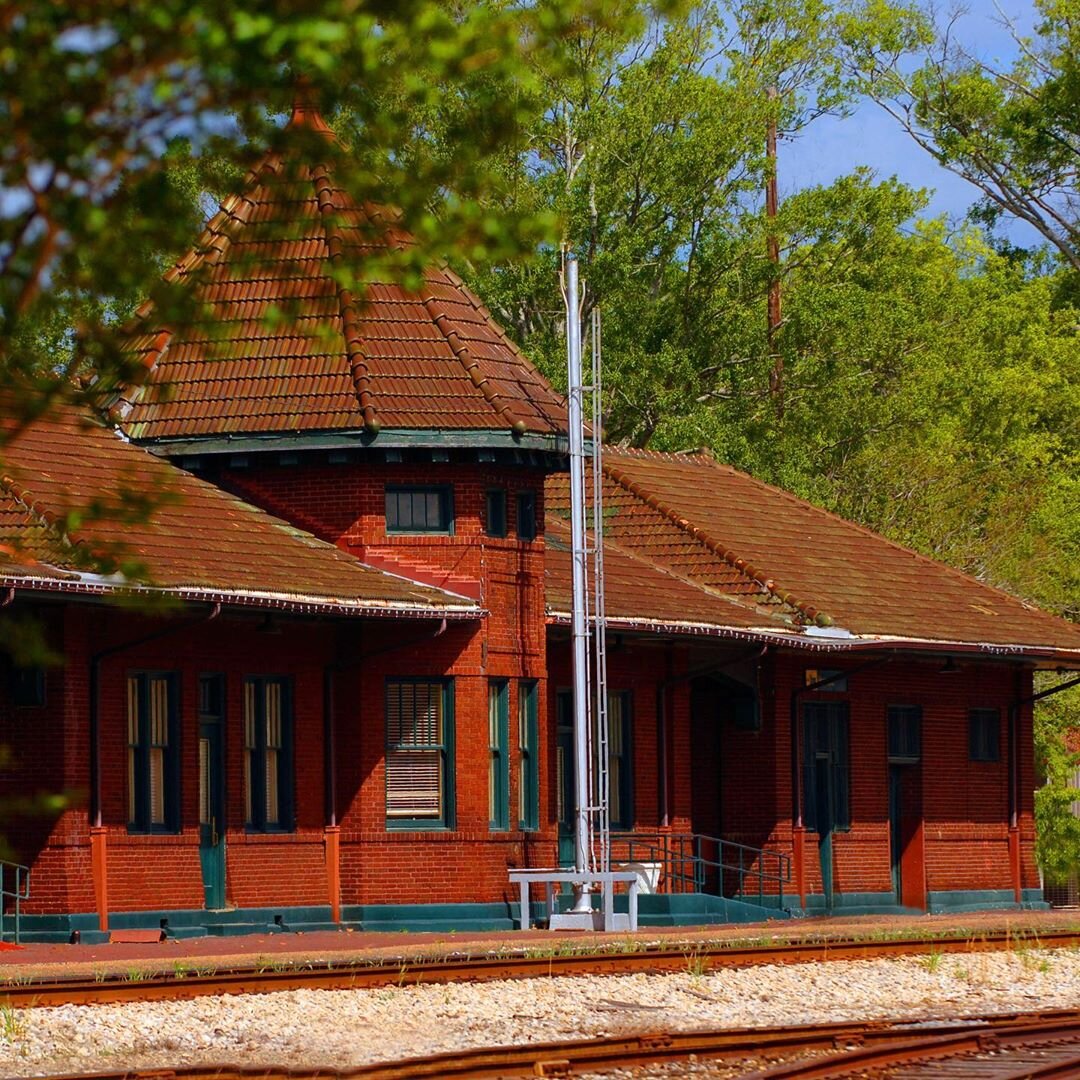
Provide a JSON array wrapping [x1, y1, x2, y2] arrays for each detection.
[[3, 949, 1079, 1077]]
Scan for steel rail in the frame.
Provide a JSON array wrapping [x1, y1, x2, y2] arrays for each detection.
[[33, 1009, 1080, 1080], [747, 1013, 1080, 1078], [6, 928, 1080, 1008]]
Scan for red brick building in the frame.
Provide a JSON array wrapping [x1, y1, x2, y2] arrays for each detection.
[[0, 115, 1078, 941]]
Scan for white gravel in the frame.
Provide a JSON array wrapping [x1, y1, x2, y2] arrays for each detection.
[[3, 950, 1080, 1077]]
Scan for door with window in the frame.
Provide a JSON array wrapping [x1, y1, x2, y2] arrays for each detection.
[[802, 702, 849, 910], [198, 675, 226, 909], [888, 705, 924, 909]]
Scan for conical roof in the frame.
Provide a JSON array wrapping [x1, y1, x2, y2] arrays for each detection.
[[119, 109, 568, 450]]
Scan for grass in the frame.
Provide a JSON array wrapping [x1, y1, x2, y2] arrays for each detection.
[[0, 1000, 24, 1043], [918, 948, 944, 974]]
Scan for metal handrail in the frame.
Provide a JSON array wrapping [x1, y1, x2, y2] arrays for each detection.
[[0, 861, 30, 944], [609, 832, 790, 911]]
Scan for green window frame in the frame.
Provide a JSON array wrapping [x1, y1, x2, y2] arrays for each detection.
[[385, 678, 455, 829], [802, 701, 850, 832], [518, 680, 539, 831], [485, 489, 508, 538], [385, 485, 453, 534], [489, 679, 509, 830], [127, 672, 181, 834], [969, 708, 1000, 763], [887, 704, 921, 763], [607, 691, 634, 830], [244, 676, 294, 832], [516, 490, 537, 541]]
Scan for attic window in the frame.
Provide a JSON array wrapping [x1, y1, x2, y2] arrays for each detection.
[[385, 486, 453, 535]]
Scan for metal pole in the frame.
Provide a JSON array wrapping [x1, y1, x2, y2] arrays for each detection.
[[565, 254, 592, 914]]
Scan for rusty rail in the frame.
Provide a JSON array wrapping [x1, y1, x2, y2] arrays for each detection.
[[4, 927, 1080, 1008], [33, 1010, 1080, 1080]]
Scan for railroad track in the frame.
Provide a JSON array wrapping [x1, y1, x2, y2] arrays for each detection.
[[35, 1009, 1080, 1079], [5, 927, 1080, 1007]]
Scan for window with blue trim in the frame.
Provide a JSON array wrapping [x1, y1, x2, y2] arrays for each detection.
[[386, 679, 454, 828]]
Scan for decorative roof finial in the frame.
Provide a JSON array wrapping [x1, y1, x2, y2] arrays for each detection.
[[288, 76, 335, 138]]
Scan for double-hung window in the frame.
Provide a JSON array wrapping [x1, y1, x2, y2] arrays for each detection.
[[244, 677, 294, 831], [518, 681, 539, 830], [485, 490, 508, 538], [127, 672, 180, 833], [969, 708, 1000, 763], [489, 680, 509, 830], [887, 705, 921, 763], [385, 679, 454, 828]]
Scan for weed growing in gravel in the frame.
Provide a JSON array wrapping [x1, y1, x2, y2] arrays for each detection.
[[684, 947, 710, 981], [952, 964, 971, 983], [172, 962, 190, 980], [0, 1001, 25, 1043], [919, 949, 944, 974]]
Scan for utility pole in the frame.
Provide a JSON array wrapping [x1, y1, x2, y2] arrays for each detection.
[[766, 86, 783, 418]]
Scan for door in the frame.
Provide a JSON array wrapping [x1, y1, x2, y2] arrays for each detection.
[[803, 702, 849, 913], [889, 764, 903, 901], [198, 675, 226, 910]]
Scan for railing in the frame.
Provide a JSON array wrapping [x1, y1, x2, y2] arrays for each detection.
[[0, 861, 30, 944], [608, 832, 791, 911]]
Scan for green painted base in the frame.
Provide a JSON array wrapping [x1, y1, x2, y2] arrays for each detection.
[[927, 888, 1048, 914]]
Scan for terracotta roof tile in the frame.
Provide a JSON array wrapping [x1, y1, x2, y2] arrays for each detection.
[[548, 449, 1080, 658], [119, 133, 568, 444], [0, 407, 479, 618]]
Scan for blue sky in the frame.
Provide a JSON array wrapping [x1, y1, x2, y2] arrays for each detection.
[[784, 0, 1042, 243]]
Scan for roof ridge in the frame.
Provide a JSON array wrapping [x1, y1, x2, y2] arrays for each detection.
[[690, 452, 1067, 624], [311, 162, 380, 434], [423, 294, 528, 436], [602, 460, 834, 628], [544, 516, 798, 628]]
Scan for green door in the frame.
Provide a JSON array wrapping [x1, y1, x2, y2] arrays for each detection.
[[198, 675, 226, 910]]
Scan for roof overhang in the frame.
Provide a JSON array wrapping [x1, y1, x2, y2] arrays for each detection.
[[544, 610, 1080, 669], [0, 573, 484, 621], [135, 427, 572, 459]]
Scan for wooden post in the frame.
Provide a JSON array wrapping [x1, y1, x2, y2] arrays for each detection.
[[90, 826, 109, 932]]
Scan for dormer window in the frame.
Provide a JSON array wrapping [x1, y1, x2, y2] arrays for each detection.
[[385, 485, 453, 534]]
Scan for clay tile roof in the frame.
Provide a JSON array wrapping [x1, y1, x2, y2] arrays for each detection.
[[0, 407, 479, 618], [117, 114, 568, 446], [548, 448, 1080, 659]]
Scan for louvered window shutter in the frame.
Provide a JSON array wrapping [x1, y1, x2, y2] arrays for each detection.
[[386, 681, 447, 823]]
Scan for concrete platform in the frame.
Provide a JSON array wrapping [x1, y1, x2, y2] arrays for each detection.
[[0, 907, 1077, 984]]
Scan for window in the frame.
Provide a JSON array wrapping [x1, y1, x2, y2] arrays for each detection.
[[127, 673, 180, 833], [607, 691, 633, 830], [519, 681, 539, 830], [805, 668, 847, 692], [969, 708, 1000, 763], [9, 665, 45, 707], [488, 680, 509, 830], [385, 486, 452, 534], [516, 491, 537, 541], [244, 677, 294, 831], [485, 489, 508, 538], [888, 705, 921, 762], [802, 701, 850, 832], [385, 679, 454, 828]]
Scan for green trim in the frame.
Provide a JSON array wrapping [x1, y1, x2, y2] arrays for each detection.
[[135, 428, 573, 457], [928, 888, 1047, 913], [489, 679, 509, 830], [385, 485, 454, 535], [518, 680, 539, 831], [126, 671, 181, 835], [243, 676, 295, 833], [385, 677, 455, 831]]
